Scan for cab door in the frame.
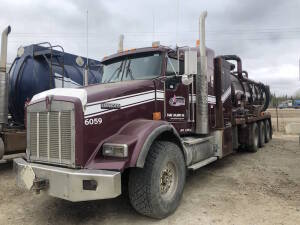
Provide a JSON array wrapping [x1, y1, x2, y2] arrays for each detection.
[[164, 56, 190, 132]]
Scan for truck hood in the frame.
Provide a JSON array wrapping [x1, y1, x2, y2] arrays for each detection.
[[31, 88, 87, 110], [30, 79, 155, 116], [84, 80, 155, 118], [85, 80, 154, 103]]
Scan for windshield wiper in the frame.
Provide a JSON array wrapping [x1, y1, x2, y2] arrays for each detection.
[[105, 60, 125, 83], [124, 59, 134, 80]]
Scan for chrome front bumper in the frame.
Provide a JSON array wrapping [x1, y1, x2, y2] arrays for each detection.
[[13, 158, 121, 202]]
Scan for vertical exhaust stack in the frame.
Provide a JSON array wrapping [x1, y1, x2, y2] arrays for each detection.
[[195, 11, 209, 134], [0, 26, 11, 131], [118, 34, 124, 53]]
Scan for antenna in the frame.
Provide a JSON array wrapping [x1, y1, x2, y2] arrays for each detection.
[[152, 10, 155, 42], [84, 10, 89, 86], [176, 0, 180, 46], [176, 0, 180, 75], [86, 10, 89, 65]]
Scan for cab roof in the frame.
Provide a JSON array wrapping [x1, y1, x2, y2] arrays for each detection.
[[101, 46, 173, 63]]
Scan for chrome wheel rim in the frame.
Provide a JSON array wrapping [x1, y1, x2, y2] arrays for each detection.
[[160, 162, 178, 199]]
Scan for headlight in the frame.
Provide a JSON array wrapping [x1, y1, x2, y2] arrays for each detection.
[[102, 143, 128, 158]]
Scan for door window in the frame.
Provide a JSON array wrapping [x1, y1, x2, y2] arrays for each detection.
[[166, 57, 184, 76]]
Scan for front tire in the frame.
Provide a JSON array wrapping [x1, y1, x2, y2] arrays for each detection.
[[128, 141, 186, 219]]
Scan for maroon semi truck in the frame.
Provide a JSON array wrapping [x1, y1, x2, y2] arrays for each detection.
[[14, 12, 272, 218]]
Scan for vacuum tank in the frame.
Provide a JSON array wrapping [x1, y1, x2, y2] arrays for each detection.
[[0, 26, 103, 159], [220, 55, 270, 114], [9, 43, 102, 124]]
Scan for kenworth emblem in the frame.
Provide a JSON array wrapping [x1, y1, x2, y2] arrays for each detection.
[[100, 102, 121, 109], [169, 95, 185, 107], [45, 95, 53, 111]]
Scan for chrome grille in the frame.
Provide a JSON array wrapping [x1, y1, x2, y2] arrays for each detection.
[[38, 112, 48, 158], [49, 112, 60, 159], [28, 110, 74, 166], [29, 113, 37, 157], [61, 112, 72, 160]]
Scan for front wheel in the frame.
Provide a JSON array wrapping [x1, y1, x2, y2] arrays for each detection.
[[128, 141, 186, 219]]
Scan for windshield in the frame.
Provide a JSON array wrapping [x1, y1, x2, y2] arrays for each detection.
[[101, 52, 162, 83]]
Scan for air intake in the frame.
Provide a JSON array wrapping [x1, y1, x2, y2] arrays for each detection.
[[195, 12, 209, 134]]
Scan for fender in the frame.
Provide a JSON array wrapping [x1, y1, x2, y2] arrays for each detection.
[[85, 119, 186, 171], [117, 119, 184, 168], [135, 123, 182, 168]]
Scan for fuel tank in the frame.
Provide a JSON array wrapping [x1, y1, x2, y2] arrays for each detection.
[[9, 44, 102, 124]]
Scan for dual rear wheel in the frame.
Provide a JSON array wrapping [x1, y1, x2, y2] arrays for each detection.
[[265, 120, 271, 143], [248, 120, 271, 152]]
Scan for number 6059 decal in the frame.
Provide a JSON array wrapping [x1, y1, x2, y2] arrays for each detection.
[[85, 117, 103, 126]]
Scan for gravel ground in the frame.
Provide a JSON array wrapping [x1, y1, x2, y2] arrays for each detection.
[[0, 134, 299, 225], [268, 109, 300, 133]]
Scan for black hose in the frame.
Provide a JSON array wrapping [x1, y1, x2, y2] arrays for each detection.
[[261, 84, 270, 112]]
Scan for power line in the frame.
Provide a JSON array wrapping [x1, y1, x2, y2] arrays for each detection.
[[10, 26, 300, 35], [8, 33, 300, 43], [7, 35, 300, 43]]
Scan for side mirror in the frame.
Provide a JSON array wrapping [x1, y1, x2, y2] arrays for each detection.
[[184, 50, 197, 75], [183, 49, 197, 85]]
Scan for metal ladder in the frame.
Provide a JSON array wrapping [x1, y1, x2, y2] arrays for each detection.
[[33, 42, 66, 88]]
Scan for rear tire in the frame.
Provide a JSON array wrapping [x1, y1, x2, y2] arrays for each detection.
[[248, 123, 259, 152], [128, 141, 186, 219], [258, 121, 265, 148], [264, 120, 271, 143], [0, 137, 4, 160]]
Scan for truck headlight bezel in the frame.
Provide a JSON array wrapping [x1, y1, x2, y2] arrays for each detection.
[[102, 143, 128, 158]]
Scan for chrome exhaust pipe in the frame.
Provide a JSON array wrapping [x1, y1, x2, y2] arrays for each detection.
[[0, 26, 11, 71], [118, 34, 124, 53], [0, 26, 11, 130], [195, 11, 209, 134]]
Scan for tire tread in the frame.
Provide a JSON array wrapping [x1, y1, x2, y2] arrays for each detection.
[[128, 141, 185, 218]]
